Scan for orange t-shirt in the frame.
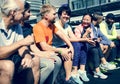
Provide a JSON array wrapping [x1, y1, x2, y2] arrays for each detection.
[[33, 21, 58, 45]]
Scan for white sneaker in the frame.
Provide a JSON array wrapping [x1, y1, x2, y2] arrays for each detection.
[[93, 71, 108, 79], [71, 74, 83, 84], [100, 62, 116, 70], [78, 70, 89, 82]]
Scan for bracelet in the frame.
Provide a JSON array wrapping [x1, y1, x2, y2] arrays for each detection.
[[58, 50, 62, 54]]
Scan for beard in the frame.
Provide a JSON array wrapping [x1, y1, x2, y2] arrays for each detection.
[[50, 19, 55, 24]]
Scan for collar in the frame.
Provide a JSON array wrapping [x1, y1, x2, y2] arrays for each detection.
[[0, 19, 6, 32]]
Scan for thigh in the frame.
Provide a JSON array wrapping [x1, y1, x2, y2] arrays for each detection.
[[32, 56, 40, 68], [40, 58, 55, 70], [0, 60, 14, 70]]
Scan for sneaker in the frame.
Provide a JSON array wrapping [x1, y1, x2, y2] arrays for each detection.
[[93, 71, 108, 79], [100, 62, 116, 70], [71, 74, 83, 84], [64, 77, 76, 84], [115, 58, 120, 62], [109, 61, 118, 65], [78, 70, 89, 82]]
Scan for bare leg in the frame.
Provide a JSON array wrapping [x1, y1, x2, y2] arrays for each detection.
[[64, 59, 72, 80], [32, 56, 40, 84], [72, 66, 78, 74], [95, 67, 100, 73], [101, 57, 107, 64], [79, 65, 85, 71], [0, 60, 14, 84]]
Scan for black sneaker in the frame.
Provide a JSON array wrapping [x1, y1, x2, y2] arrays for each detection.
[[64, 77, 77, 84]]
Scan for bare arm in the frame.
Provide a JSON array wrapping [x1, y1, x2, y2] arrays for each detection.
[[56, 30, 73, 49], [30, 43, 56, 58], [0, 42, 22, 59], [55, 30, 74, 58], [0, 35, 34, 59], [38, 30, 73, 53], [68, 29, 89, 42]]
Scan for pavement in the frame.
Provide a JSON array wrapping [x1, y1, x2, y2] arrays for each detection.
[[55, 61, 120, 84]]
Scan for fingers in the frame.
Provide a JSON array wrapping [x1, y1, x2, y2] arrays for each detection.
[[21, 59, 33, 68]]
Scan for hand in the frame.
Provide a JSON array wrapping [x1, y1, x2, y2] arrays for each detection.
[[117, 36, 120, 40], [59, 48, 71, 61], [97, 38, 102, 42], [83, 28, 92, 38], [30, 51, 57, 61], [110, 42, 116, 48], [21, 54, 33, 68], [100, 44, 108, 54], [103, 45, 108, 54], [68, 46, 74, 59], [86, 38, 96, 46], [86, 27, 92, 34]]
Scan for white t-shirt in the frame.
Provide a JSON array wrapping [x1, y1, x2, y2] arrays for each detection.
[[0, 19, 23, 46]]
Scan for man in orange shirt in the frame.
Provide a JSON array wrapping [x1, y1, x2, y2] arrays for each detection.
[[33, 4, 74, 84]]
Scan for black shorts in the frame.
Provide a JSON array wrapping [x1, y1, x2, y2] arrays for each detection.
[[6, 52, 22, 72]]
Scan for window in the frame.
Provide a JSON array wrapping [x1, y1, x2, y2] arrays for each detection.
[[71, 0, 86, 10]]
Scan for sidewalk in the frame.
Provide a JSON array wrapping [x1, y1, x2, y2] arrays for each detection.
[[55, 61, 120, 84]]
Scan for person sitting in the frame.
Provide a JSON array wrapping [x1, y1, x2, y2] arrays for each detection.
[[53, 4, 93, 84], [74, 13, 115, 79], [93, 12, 120, 63], [21, 2, 62, 84], [0, 0, 40, 84], [33, 4, 74, 84]]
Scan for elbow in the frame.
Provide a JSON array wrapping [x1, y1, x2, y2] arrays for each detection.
[[39, 45, 48, 51], [0, 53, 9, 59]]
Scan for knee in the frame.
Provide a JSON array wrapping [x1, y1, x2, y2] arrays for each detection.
[[32, 56, 40, 68], [44, 60, 55, 72], [0, 60, 14, 77], [90, 48, 98, 54], [54, 56, 62, 66], [3, 60, 14, 72]]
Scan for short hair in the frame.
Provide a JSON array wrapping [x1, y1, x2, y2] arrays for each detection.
[[93, 12, 104, 23], [82, 13, 93, 22], [58, 4, 71, 17], [1, 0, 19, 16], [24, 2, 30, 11], [40, 4, 55, 17], [106, 13, 115, 20]]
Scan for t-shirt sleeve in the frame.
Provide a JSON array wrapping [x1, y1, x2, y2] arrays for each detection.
[[54, 25, 58, 33], [16, 24, 24, 41], [33, 25, 46, 43]]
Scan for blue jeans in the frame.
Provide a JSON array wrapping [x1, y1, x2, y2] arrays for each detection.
[[40, 56, 62, 84], [72, 42, 87, 66]]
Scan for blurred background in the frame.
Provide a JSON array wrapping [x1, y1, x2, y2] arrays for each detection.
[[26, 0, 120, 35]]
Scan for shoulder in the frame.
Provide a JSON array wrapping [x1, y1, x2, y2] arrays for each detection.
[[75, 24, 82, 31], [33, 21, 42, 30]]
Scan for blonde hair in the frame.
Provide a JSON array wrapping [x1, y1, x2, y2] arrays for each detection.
[[40, 4, 55, 18], [93, 14, 104, 23], [1, 0, 19, 16]]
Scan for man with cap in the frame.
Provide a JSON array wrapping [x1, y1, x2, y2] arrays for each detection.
[[99, 13, 120, 62]]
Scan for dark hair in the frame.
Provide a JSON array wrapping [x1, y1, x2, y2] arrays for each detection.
[[24, 2, 30, 12], [93, 12, 103, 16], [106, 13, 115, 20], [92, 14, 98, 21], [58, 4, 71, 17], [82, 13, 93, 22]]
